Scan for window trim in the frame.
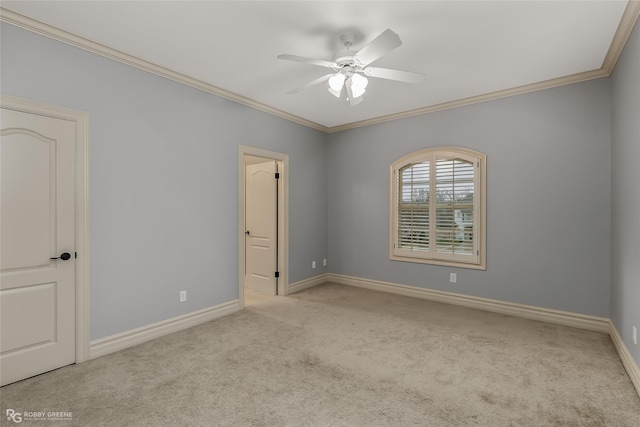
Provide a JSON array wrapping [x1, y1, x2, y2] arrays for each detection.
[[389, 147, 486, 270]]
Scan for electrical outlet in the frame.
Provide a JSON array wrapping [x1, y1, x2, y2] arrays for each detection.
[[633, 326, 637, 345], [449, 273, 457, 283], [312, 261, 316, 269], [179, 290, 187, 303], [323, 258, 327, 266]]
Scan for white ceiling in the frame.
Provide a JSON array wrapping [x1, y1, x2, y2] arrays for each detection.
[[1, 1, 635, 130]]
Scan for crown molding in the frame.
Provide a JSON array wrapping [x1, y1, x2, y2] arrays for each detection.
[[2, 2, 638, 134], [0, 7, 330, 133], [602, 0, 640, 74], [327, 68, 608, 133]]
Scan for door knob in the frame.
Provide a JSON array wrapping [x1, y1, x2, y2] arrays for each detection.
[[50, 252, 72, 261]]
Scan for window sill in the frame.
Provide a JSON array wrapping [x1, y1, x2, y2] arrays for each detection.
[[390, 254, 486, 270]]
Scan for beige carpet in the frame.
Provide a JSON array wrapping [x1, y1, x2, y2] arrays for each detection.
[[1, 283, 639, 426]]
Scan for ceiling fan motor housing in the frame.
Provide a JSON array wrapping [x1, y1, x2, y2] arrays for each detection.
[[333, 56, 361, 73], [333, 33, 363, 71]]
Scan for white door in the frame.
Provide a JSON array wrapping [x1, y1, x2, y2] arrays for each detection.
[[1, 108, 76, 386], [245, 161, 277, 295]]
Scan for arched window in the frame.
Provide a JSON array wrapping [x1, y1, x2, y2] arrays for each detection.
[[390, 147, 486, 269]]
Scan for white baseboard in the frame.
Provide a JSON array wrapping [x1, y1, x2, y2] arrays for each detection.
[[90, 300, 240, 359], [86, 274, 638, 398], [286, 273, 328, 295], [327, 273, 638, 397], [327, 273, 610, 333], [609, 321, 640, 398]]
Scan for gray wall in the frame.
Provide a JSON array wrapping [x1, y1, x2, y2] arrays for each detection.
[[3, 17, 635, 351], [0, 23, 328, 340], [328, 79, 612, 317], [611, 20, 640, 366]]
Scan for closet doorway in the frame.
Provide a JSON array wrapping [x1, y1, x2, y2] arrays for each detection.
[[238, 146, 288, 307]]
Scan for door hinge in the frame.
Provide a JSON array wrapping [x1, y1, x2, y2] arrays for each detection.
[[275, 172, 280, 179], [275, 271, 280, 278], [75, 252, 78, 259]]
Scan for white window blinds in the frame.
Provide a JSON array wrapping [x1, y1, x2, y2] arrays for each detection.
[[435, 156, 474, 256], [391, 148, 485, 269], [398, 161, 430, 251]]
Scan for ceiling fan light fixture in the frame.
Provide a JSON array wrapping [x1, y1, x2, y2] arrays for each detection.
[[350, 73, 368, 99], [345, 79, 363, 106], [328, 73, 346, 92], [328, 86, 343, 98], [328, 73, 346, 98]]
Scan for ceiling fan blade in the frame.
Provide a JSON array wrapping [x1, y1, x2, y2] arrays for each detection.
[[353, 29, 402, 67], [364, 67, 425, 84], [277, 54, 336, 68], [287, 74, 333, 95]]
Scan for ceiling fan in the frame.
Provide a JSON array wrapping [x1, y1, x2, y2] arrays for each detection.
[[277, 29, 425, 106]]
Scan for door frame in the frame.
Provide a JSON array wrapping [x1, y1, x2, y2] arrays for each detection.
[[238, 145, 288, 306], [1, 94, 90, 364]]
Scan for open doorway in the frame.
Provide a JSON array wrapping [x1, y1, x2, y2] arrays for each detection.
[[238, 146, 288, 308]]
